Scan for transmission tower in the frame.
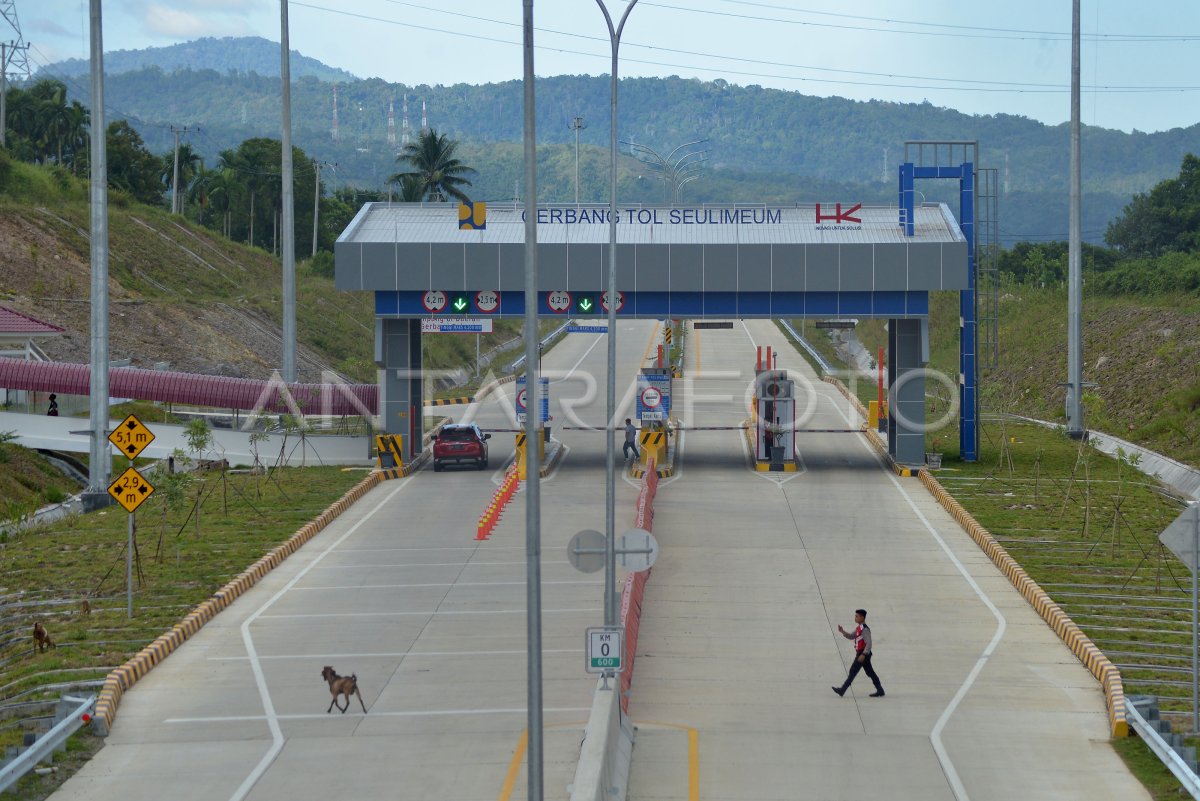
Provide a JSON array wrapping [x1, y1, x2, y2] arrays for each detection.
[[331, 84, 340, 143], [401, 94, 411, 146], [0, 0, 32, 82], [387, 98, 397, 150]]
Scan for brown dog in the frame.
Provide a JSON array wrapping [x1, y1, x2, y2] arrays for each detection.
[[321, 666, 367, 714], [33, 622, 55, 653]]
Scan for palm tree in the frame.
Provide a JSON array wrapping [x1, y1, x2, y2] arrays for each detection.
[[397, 174, 425, 202], [389, 128, 475, 203]]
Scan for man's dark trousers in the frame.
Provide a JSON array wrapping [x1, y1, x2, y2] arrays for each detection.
[[838, 653, 883, 694]]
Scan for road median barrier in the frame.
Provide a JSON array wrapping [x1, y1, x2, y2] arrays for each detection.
[[570, 459, 658, 800]]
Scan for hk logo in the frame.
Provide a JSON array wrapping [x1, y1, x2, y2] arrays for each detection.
[[459, 200, 487, 230], [815, 203, 862, 224]]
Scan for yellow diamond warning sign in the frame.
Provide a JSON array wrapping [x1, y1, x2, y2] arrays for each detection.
[[107, 466, 155, 513], [108, 414, 155, 459]]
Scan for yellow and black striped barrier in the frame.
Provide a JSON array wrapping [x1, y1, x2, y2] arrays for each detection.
[[664, 326, 673, 346], [375, 434, 405, 479], [515, 431, 545, 480], [428, 396, 474, 406], [639, 430, 667, 470]]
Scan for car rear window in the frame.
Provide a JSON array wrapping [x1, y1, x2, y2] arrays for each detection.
[[440, 428, 477, 441]]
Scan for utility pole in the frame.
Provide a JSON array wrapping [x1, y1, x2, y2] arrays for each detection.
[[569, 116, 586, 204], [169, 125, 195, 215], [280, 0, 297, 383], [1, 41, 30, 149], [86, 0, 110, 506], [1066, 0, 1084, 437], [312, 160, 335, 257]]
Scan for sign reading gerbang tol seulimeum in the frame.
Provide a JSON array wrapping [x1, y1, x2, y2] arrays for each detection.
[[522, 207, 786, 225]]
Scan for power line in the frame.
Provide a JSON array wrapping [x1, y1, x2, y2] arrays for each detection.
[[295, 2, 1200, 95]]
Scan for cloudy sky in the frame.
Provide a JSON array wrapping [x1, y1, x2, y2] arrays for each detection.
[[13, 0, 1200, 133]]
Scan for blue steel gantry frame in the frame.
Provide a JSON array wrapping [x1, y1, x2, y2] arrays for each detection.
[[899, 161, 977, 462]]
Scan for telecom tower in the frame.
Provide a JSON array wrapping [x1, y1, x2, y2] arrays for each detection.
[[421, 100, 428, 133], [1, 0, 33, 82], [401, 94, 411, 146], [331, 84, 340, 143], [387, 99, 397, 150]]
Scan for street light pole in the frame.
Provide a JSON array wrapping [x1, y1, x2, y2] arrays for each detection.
[[595, 0, 639, 630], [521, 3, 544, 799], [569, 116, 586, 204]]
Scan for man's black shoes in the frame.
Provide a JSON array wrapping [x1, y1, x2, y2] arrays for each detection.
[[869, 690, 885, 698], [832, 686, 845, 697]]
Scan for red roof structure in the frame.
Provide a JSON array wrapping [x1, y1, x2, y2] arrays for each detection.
[[0, 306, 65, 337], [0, 357, 377, 416]]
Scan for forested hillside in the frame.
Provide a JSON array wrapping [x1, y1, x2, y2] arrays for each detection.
[[36, 38, 1200, 245]]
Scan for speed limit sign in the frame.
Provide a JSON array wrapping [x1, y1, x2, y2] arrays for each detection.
[[585, 626, 625, 674]]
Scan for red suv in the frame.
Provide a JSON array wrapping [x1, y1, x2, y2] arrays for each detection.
[[433, 424, 491, 472]]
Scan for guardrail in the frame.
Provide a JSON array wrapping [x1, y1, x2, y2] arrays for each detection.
[[0, 694, 96, 793], [508, 320, 574, 372], [778, 320, 832, 374], [1126, 697, 1200, 799]]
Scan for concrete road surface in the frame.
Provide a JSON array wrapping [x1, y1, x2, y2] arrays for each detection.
[[625, 319, 1147, 801]]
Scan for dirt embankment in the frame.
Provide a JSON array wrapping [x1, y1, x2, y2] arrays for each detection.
[[0, 207, 340, 381]]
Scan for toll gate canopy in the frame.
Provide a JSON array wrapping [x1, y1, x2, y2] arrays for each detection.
[[335, 201, 970, 467], [336, 202, 967, 317]]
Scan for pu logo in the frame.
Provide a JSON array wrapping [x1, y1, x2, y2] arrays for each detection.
[[815, 202, 862, 224], [459, 200, 487, 230]]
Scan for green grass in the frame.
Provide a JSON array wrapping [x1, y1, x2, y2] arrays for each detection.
[[0, 465, 365, 714], [1113, 736, 1193, 801]]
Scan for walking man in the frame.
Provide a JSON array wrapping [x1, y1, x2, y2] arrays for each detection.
[[832, 608, 885, 698], [623, 418, 639, 461]]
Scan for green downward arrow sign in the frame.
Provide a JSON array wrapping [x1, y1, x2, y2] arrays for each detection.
[[453, 297, 468, 311], [579, 298, 593, 312]]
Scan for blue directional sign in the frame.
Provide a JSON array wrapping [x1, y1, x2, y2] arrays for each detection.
[[515, 376, 550, 425], [636, 372, 671, 422]]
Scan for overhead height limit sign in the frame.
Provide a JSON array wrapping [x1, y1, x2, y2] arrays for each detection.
[[108, 414, 156, 459]]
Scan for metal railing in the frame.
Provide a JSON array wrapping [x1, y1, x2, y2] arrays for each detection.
[[779, 320, 832, 374], [1126, 697, 1200, 799], [508, 320, 574, 372], [0, 694, 96, 793]]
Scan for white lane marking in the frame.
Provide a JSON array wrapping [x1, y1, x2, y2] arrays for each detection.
[[229, 477, 414, 801], [210, 649, 580, 662], [167, 706, 592, 725], [312, 560, 572, 569], [291, 580, 602, 590], [554, 333, 607, 384], [825, 389, 1005, 801], [259, 607, 599, 620]]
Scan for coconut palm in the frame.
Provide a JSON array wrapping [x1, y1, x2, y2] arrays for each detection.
[[389, 128, 475, 203]]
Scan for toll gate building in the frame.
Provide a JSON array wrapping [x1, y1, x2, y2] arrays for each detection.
[[336, 201, 970, 467]]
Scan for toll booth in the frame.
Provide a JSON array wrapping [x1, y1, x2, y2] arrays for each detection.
[[636, 369, 672, 467], [755, 369, 796, 471]]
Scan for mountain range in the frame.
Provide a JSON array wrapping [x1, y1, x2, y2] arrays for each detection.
[[36, 36, 1200, 247]]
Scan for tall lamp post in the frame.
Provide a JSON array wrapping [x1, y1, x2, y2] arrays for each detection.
[[623, 138, 710, 204], [569, 116, 586, 204], [595, 0, 639, 630]]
